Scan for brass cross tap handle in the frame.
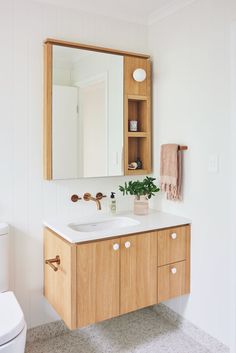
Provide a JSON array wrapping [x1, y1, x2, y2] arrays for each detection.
[[71, 194, 82, 202], [45, 255, 60, 271], [96, 192, 107, 200]]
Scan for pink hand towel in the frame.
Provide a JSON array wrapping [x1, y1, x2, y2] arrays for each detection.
[[160, 144, 182, 201]]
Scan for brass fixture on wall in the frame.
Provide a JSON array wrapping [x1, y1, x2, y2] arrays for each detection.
[[71, 194, 82, 202], [83, 192, 107, 210]]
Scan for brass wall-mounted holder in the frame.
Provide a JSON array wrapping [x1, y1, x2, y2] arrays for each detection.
[[45, 255, 60, 272], [178, 145, 188, 151], [71, 194, 82, 202]]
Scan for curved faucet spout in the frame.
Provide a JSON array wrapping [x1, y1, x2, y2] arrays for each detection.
[[90, 196, 102, 210], [83, 193, 102, 210]]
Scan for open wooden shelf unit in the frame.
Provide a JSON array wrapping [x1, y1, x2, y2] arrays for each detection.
[[124, 57, 152, 175]]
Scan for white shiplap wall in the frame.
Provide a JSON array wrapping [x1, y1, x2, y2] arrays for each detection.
[[0, 0, 148, 328], [148, 0, 234, 346]]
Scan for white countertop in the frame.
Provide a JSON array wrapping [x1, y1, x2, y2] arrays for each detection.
[[44, 210, 191, 244]]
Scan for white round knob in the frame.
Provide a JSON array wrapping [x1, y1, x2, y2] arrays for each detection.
[[125, 241, 131, 249], [170, 232, 177, 240], [171, 267, 177, 274], [113, 243, 119, 251]]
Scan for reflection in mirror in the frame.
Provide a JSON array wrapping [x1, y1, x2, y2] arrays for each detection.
[[52, 45, 123, 179]]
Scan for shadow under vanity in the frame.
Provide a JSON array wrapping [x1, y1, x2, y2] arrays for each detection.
[[43, 39, 191, 330]]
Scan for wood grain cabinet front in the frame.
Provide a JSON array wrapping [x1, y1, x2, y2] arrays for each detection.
[[120, 233, 157, 315], [44, 228, 77, 329], [76, 239, 120, 327], [76, 232, 158, 326], [157, 225, 191, 303], [157, 226, 188, 266], [44, 224, 190, 330], [158, 261, 187, 302]]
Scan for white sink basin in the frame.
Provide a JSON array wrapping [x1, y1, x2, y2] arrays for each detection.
[[68, 217, 140, 233]]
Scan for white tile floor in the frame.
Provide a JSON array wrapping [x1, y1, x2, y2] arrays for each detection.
[[26, 308, 215, 353]]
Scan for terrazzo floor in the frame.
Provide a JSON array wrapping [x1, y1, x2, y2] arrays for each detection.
[[26, 307, 214, 353]]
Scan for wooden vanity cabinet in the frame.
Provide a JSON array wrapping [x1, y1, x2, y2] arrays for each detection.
[[44, 224, 190, 330]]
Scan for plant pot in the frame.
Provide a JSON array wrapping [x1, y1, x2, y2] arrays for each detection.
[[134, 195, 149, 215]]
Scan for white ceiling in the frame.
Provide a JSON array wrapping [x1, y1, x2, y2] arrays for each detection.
[[33, 0, 195, 25]]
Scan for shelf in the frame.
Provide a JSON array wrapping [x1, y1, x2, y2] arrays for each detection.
[[127, 137, 150, 173], [128, 132, 148, 138], [128, 94, 148, 101], [127, 99, 148, 132], [126, 169, 149, 175]]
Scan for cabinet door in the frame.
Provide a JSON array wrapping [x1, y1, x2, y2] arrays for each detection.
[[44, 228, 77, 329], [158, 261, 186, 302], [77, 238, 120, 327], [120, 232, 157, 315]]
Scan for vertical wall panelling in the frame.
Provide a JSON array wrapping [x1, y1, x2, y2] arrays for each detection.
[[0, 0, 148, 328], [13, 0, 31, 325], [0, 0, 14, 293], [229, 21, 236, 353], [148, 0, 233, 346]]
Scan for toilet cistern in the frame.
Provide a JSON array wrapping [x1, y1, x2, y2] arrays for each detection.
[[0, 223, 27, 353]]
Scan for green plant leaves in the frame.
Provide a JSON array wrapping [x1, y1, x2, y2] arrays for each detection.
[[119, 176, 160, 199]]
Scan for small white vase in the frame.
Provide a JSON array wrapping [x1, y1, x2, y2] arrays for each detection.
[[134, 195, 149, 215]]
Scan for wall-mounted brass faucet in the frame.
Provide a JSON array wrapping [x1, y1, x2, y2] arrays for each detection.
[[83, 192, 106, 210]]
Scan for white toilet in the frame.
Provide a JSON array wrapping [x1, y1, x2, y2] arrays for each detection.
[[0, 223, 27, 353]]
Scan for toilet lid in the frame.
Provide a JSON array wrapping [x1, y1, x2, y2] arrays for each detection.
[[0, 292, 25, 346]]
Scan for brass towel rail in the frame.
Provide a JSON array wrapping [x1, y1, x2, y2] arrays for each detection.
[[178, 146, 188, 151]]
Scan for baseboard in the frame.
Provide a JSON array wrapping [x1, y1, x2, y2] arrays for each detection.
[[153, 304, 229, 353]]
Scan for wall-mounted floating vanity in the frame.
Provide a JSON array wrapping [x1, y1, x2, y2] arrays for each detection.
[[44, 211, 191, 330]]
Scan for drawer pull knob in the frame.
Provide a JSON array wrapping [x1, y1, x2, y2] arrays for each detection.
[[171, 267, 177, 274], [170, 232, 177, 239], [113, 243, 120, 251], [125, 241, 131, 249]]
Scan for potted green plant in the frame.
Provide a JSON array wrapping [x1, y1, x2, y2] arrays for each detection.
[[119, 176, 160, 215]]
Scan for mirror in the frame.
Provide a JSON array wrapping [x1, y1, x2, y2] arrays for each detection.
[[51, 45, 124, 179]]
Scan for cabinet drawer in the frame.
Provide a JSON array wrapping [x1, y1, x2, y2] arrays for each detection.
[[157, 261, 187, 302], [157, 226, 187, 266]]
